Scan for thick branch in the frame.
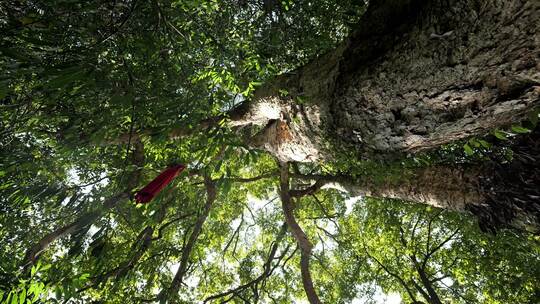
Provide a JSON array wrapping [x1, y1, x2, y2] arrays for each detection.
[[292, 164, 486, 211], [414, 264, 443, 304]]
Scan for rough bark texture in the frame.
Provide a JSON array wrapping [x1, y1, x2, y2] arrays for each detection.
[[351, 165, 485, 211], [294, 165, 484, 211], [233, 0, 540, 231], [241, 0, 539, 162], [333, 0, 539, 156]]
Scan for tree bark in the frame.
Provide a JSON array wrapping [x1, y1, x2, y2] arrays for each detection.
[[239, 0, 539, 162], [293, 164, 483, 212], [231, 0, 540, 232]]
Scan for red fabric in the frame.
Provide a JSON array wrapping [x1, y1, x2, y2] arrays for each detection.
[[135, 164, 185, 203]]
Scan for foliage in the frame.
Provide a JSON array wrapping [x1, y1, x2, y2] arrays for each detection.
[[336, 198, 540, 304], [0, 1, 538, 303]]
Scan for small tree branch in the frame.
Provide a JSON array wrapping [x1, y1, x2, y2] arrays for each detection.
[[279, 161, 321, 304], [159, 174, 217, 301], [204, 223, 288, 303]]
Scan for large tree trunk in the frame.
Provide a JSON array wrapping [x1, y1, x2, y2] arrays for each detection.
[[237, 0, 538, 162], [231, 0, 539, 231]]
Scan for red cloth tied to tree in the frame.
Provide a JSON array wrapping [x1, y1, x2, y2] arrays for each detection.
[[135, 164, 185, 203]]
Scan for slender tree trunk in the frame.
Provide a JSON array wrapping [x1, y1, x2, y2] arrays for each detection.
[[408, 250, 443, 304], [160, 175, 216, 302], [279, 162, 322, 304], [416, 265, 443, 304]]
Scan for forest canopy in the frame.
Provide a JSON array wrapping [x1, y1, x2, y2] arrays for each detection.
[[1, 0, 539, 303]]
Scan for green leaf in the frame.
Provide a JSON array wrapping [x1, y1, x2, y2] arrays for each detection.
[[463, 143, 474, 156], [31, 283, 43, 302], [10, 292, 18, 304], [18, 289, 26, 304], [478, 139, 491, 149], [55, 286, 62, 299], [469, 138, 480, 148], [222, 179, 232, 195], [493, 129, 508, 140], [511, 125, 531, 134]]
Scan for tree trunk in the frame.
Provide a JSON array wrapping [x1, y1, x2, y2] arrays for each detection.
[[239, 0, 538, 162], [233, 0, 539, 231]]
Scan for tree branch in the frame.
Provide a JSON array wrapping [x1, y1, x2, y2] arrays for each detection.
[[363, 245, 417, 303], [422, 228, 460, 270], [289, 179, 328, 198], [160, 174, 217, 301], [279, 161, 321, 304], [204, 223, 288, 303]]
